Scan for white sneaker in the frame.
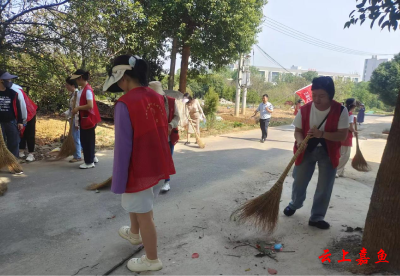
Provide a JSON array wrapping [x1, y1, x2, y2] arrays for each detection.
[[161, 182, 171, 192], [127, 255, 162, 272], [93, 156, 99, 163], [26, 153, 35, 162], [118, 226, 142, 245], [79, 163, 95, 169], [335, 174, 339, 178], [19, 151, 25, 158]]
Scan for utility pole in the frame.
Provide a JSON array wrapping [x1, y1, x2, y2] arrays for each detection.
[[241, 54, 251, 115], [235, 54, 243, 117]]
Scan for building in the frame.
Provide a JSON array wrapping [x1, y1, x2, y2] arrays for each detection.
[[255, 66, 361, 83], [363, 56, 388, 82]]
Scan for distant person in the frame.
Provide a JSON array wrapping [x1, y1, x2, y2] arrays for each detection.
[[103, 55, 175, 272], [337, 98, 357, 178], [183, 93, 205, 145], [283, 77, 349, 230], [148, 81, 180, 193], [252, 94, 274, 143], [64, 77, 82, 163], [71, 69, 101, 169], [357, 104, 365, 125], [12, 83, 38, 162], [0, 70, 23, 158], [294, 99, 303, 116]]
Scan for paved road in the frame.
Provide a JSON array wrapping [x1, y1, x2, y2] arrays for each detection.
[[0, 115, 392, 275]]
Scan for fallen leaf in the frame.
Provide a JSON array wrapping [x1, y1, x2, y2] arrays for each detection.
[[192, 253, 199, 259], [245, 268, 251, 272], [107, 215, 116, 219], [268, 267, 277, 275]]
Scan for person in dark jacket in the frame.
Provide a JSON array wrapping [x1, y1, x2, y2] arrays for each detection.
[[0, 70, 24, 157]]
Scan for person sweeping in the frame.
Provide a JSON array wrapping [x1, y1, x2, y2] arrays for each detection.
[[336, 98, 357, 178], [183, 93, 205, 145], [103, 55, 175, 272], [283, 76, 349, 230], [71, 69, 101, 169], [63, 77, 82, 163]]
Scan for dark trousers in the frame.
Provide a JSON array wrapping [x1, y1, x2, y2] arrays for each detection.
[[1, 120, 20, 158], [80, 126, 96, 164], [165, 141, 174, 183], [260, 118, 270, 140], [19, 115, 36, 152]]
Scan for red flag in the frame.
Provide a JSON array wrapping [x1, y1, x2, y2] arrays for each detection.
[[294, 84, 313, 103]]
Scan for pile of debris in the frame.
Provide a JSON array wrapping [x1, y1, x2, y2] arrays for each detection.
[[97, 101, 115, 121]]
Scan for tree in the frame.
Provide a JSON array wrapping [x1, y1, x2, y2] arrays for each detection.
[[369, 54, 400, 106], [301, 71, 319, 82], [351, 82, 385, 110], [203, 86, 219, 128], [346, 1, 400, 272]]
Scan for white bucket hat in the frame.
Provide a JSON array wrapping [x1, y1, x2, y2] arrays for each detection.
[[149, 81, 165, 95], [103, 56, 140, 93]]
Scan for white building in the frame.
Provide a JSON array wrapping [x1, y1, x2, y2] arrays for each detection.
[[363, 56, 388, 82], [255, 66, 361, 83]]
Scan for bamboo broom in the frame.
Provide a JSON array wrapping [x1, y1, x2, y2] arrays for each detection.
[[0, 126, 24, 174], [231, 133, 312, 233], [351, 117, 371, 172], [86, 176, 112, 190], [187, 117, 205, 149], [55, 91, 77, 160]]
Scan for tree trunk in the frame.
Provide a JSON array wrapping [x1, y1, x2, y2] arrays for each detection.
[[361, 89, 400, 273], [168, 37, 178, 90], [179, 43, 190, 94]]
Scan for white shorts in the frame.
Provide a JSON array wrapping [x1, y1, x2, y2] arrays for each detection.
[[121, 180, 164, 214]]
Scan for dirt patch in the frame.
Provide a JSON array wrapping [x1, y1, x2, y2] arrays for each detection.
[[323, 233, 394, 275]]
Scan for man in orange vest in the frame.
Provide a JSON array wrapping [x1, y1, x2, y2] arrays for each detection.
[[284, 77, 349, 230]]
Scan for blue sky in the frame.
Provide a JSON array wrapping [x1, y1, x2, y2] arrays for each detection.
[[167, 0, 400, 76], [256, 0, 400, 74]]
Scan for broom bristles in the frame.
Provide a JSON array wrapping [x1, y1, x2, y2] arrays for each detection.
[[0, 127, 23, 174], [86, 176, 112, 190], [352, 146, 371, 172], [231, 180, 284, 233], [0, 182, 8, 196], [196, 137, 206, 149], [231, 133, 313, 233], [54, 122, 76, 161]]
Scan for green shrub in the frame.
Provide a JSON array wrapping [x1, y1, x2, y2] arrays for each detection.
[[203, 87, 219, 129]]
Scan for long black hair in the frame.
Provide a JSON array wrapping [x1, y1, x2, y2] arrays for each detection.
[[345, 98, 357, 112], [111, 55, 149, 86]]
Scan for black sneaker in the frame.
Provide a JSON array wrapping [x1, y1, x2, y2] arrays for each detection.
[[309, 220, 330, 230], [283, 206, 296, 216]]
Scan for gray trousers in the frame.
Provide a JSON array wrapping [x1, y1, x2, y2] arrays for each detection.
[[289, 147, 337, 222]]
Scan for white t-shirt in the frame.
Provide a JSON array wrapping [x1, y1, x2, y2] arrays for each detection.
[[85, 89, 93, 101], [257, 102, 274, 119], [293, 103, 349, 131]]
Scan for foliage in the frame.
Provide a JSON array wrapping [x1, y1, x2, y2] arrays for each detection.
[[344, 0, 400, 31], [203, 86, 219, 128], [369, 54, 400, 106], [301, 71, 319, 82]]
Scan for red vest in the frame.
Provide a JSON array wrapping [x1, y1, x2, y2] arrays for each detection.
[[118, 87, 176, 193], [294, 101, 342, 168], [79, 84, 101, 129], [341, 111, 353, 147], [12, 84, 37, 121], [167, 96, 179, 145]]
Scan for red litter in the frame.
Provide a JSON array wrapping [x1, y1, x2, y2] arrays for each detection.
[[192, 253, 199, 259]]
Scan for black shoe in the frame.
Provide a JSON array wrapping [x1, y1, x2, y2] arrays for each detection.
[[309, 220, 330, 230], [283, 206, 296, 216]]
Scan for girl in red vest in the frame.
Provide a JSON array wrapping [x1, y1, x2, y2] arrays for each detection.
[[283, 77, 349, 230], [71, 70, 101, 169], [103, 55, 175, 272], [337, 98, 357, 177]]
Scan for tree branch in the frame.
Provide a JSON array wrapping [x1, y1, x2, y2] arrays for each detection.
[[5, 0, 70, 24]]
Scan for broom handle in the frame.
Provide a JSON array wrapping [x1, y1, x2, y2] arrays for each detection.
[[353, 117, 359, 149], [187, 114, 201, 140]]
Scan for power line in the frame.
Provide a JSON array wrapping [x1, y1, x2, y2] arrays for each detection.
[[264, 17, 395, 56], [255, 44, 291, 73]]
